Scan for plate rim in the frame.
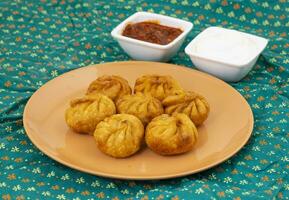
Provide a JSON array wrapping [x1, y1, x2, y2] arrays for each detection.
[[23, 61, 254, 180]]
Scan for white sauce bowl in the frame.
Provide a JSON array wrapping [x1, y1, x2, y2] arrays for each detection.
[[185, 27, 268, 82]]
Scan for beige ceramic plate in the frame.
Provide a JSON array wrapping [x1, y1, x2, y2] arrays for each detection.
[[23, 61, 253, 180]]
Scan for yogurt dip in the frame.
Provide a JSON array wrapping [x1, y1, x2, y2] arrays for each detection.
[[185, 27, 268, 82]]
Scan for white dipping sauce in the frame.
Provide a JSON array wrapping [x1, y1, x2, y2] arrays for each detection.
[[185, 27, 268, 81], [191, 29, 259, 65]]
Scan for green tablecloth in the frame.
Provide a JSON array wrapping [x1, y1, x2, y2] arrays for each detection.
[[0, 0, 288, 199]]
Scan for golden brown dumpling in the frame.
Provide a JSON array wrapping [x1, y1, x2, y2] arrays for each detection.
[[162, 91, 210, 126], [94, 114, 144, 158], [134, 75, 184, 101], [65, 94, 116, 134], [87, 75, 131, 101], [116, 93, 164, 125], [145, 113, 198, 155]]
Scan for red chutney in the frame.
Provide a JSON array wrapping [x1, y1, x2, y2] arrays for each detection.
[[122, 21, 183, 45]]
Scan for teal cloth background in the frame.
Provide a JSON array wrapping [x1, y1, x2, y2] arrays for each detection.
[[0, 0, 288, 199]]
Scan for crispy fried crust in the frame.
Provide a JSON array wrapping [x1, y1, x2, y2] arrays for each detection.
[[65, 94, 116, 134], [116, 93, 164, 125], [162, 91, 210, 126], [87, 75, 132, 101], [94, 114, 144, 158], [134, 75, 184, 101], [145, 113, 198, 155]]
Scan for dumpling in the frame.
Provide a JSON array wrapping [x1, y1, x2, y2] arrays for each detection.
[[65, 94, 116, 134], [134, 75, 184, 101], [87, 75, 132, 101], [94, 114, 144, 158], [145, 113, 198, 155], [116, 93, 164, 125], [162, 91, 210, 126]]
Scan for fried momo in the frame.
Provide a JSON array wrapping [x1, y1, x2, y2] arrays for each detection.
[[65, 94, 116, 134], [134, 75, 184, 101], [116, 93, 164, 125], [145, 114, 198, 155], [162, 91, 210, 126], [94, 114, 144, 158], [87, 75, 132, 101]]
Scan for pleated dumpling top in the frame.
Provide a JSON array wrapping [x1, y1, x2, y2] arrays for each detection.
[[65, 94, 116, 134], [162, 91, 210, 126], [87, 75, 132, 101], [134, 75, 184, 101], [145, 113, 198, 155], [94, 114, 144, 158], [116, 93, 164, 125]]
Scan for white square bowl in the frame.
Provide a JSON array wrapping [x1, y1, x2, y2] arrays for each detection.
[[185, 27, 268, 82], [111, 12, 193, 62]]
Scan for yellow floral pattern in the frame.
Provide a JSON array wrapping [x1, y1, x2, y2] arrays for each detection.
[[0, 0, 289, 199]]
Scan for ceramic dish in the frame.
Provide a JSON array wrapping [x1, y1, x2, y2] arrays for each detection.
[[111, 12, 193, 62], [185, 27, 268, 82], [23, 61, 253, 180]]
